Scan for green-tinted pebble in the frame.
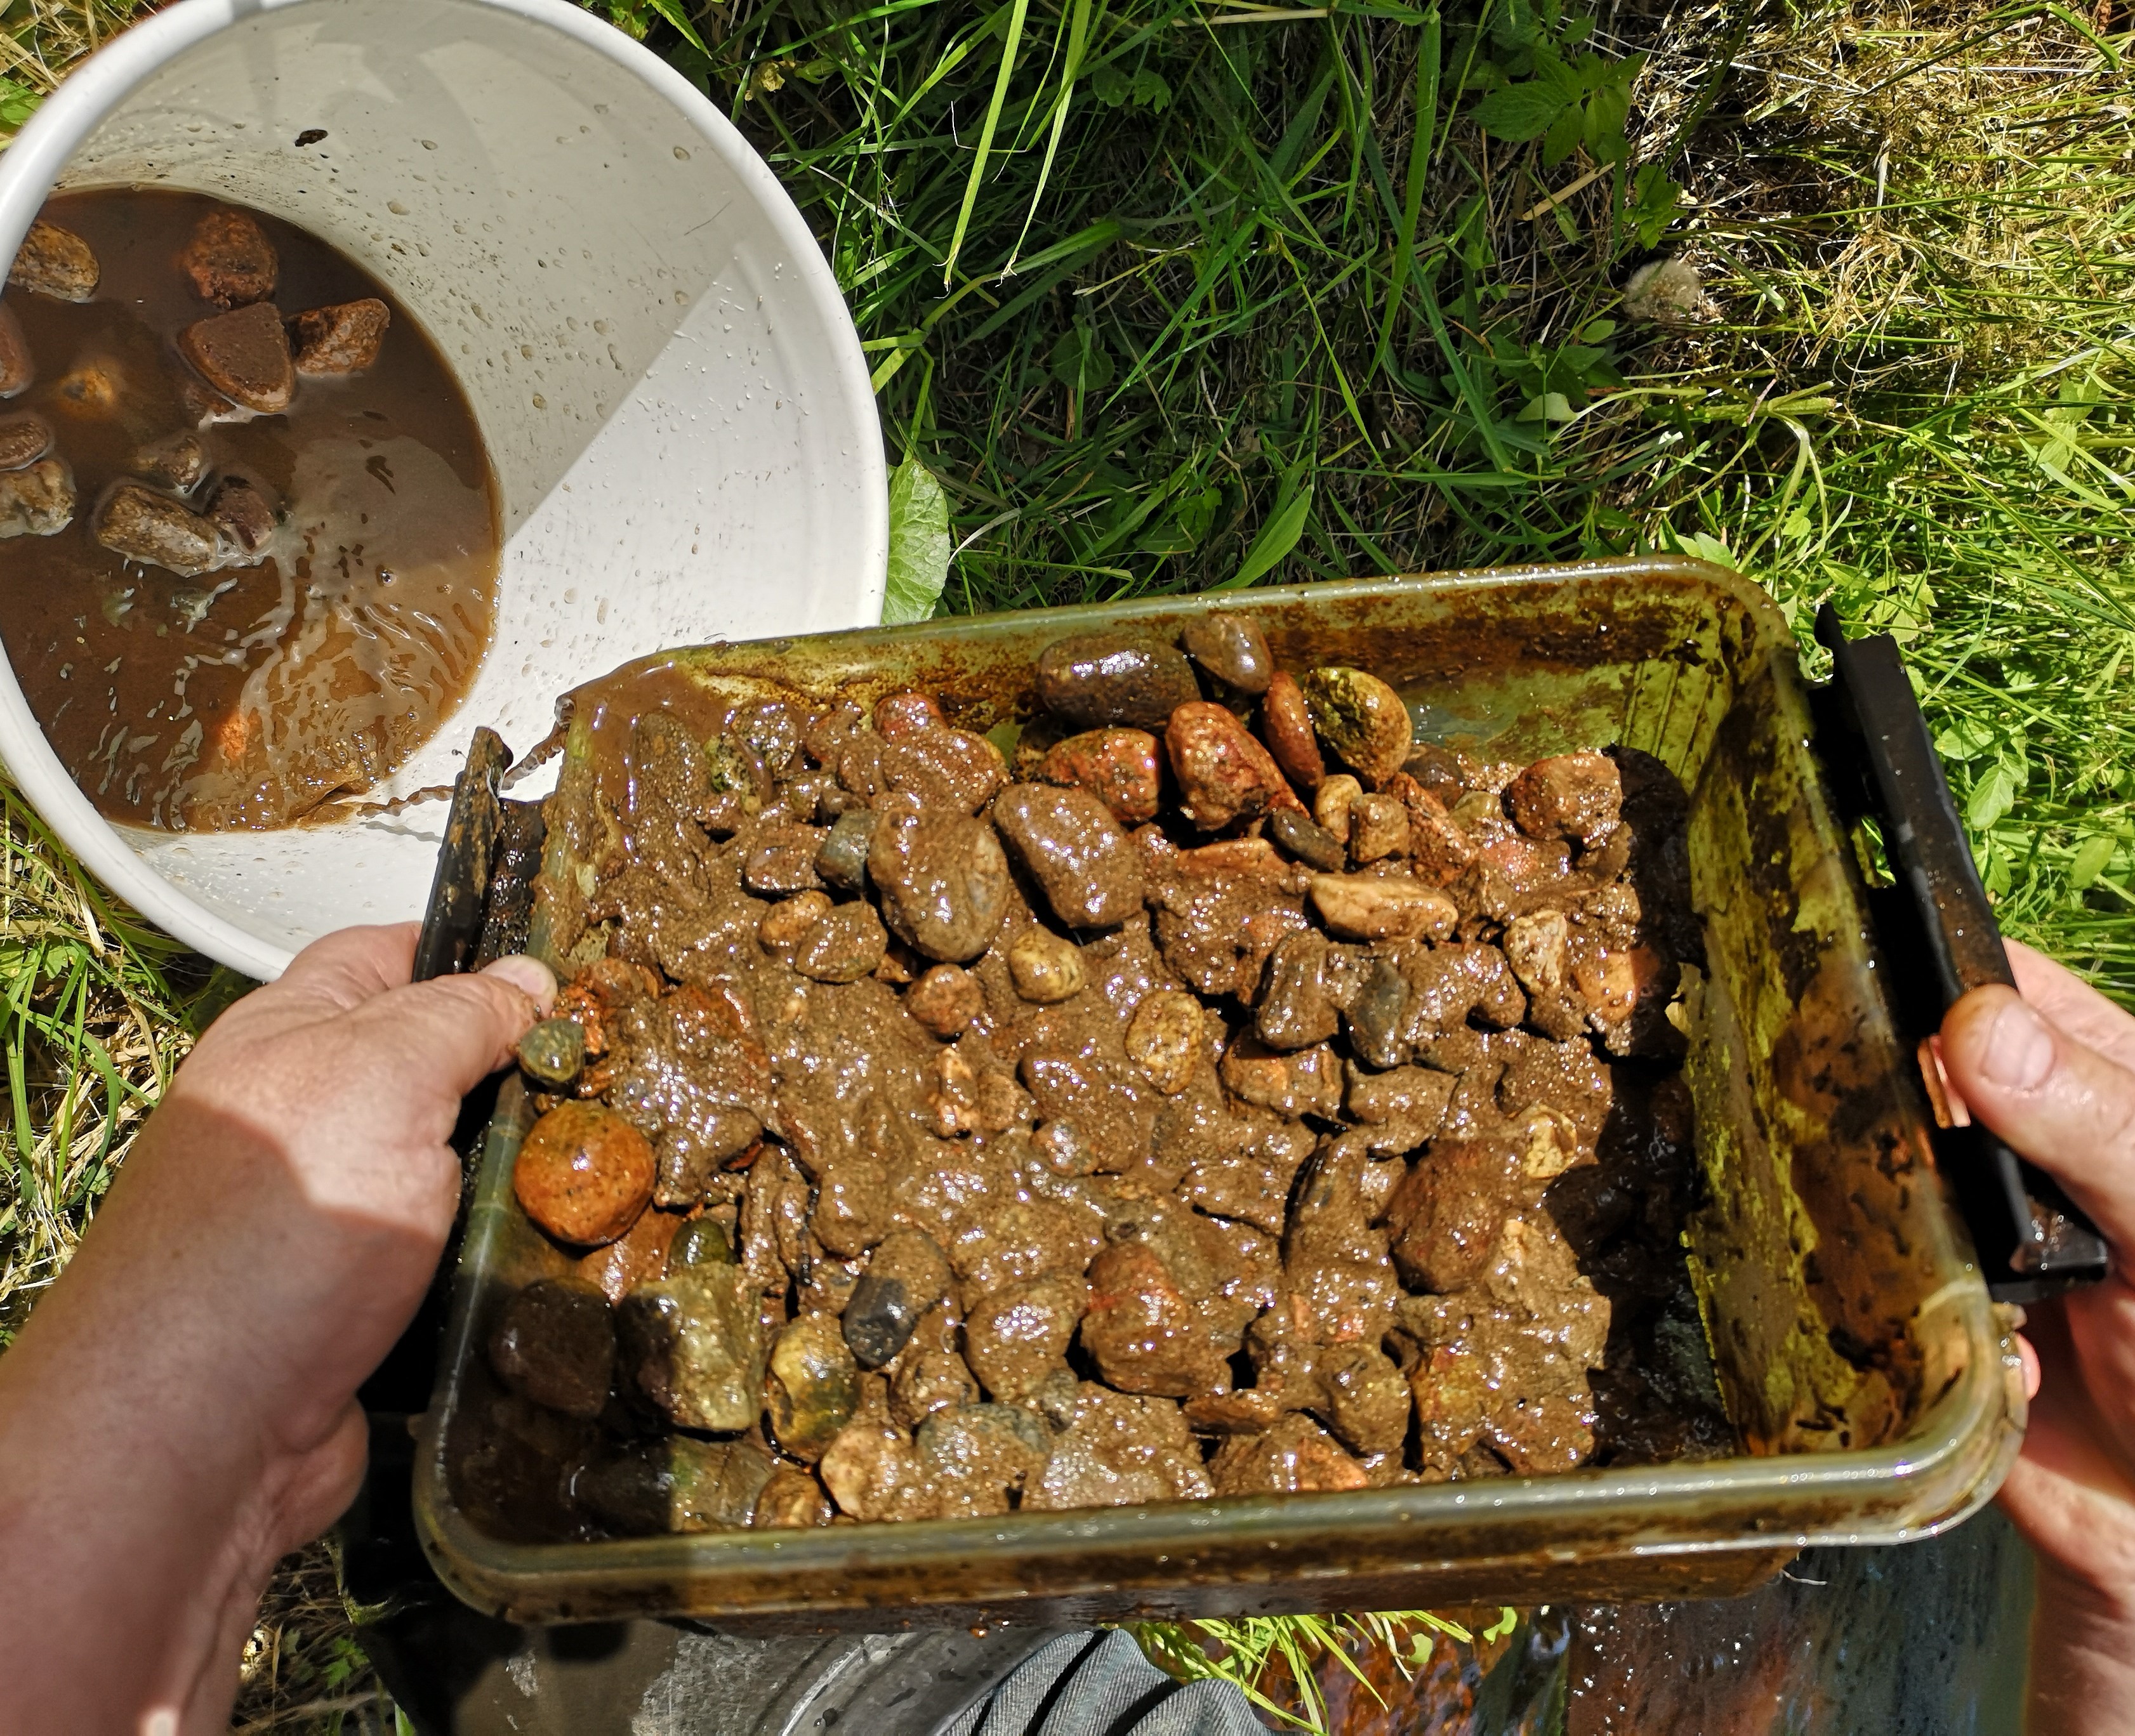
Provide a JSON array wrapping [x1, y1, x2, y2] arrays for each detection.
[[517, 1016, 586, 1087]]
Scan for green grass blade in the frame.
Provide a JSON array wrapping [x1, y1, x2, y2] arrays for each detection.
[[941, 0, 1034, 286]]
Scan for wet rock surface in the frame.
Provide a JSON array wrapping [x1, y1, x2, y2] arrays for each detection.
[[844, 1227, 952, 1366], [868, 795, 1012, 961], [1036, 728, 1163, 824], [992, 782, 1142, 928], [206, 477, 276, 556], [9, 220, 97, 301], [1259, 669, 1326, 791], [181, 208, 278, 307], [491, 626, 1728, 1540], [766, 1313, 861, 1461], [617, 1261, 767, 1433], [1006, 926, 1087, 1004], [1036, 631, 1200, 730], [92, 480, 220, 574], [916, 1402, 1053, 1516], [0, 459, 71, 538], [291, 296, 390, 373], [1300, 666, 1413, 786], [582, 1437, 774, 1534], [1167, 700, 1305, 828], [517, 1016, 588, 1088], [178, 301, 294, 414], [0, 411, 51, 471], [487, 1279, 615, 1419], [129, 432, 205, 491], [1180, 610, 1272, 694], [0, 304, 31, 397], [515, 1101, 657, 1247]]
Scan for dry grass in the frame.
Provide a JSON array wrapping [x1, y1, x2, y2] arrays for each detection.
[[229, 1542, 395, 1736]]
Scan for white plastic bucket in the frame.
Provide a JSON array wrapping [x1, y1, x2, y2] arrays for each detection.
[[0, 0, 887, 978]]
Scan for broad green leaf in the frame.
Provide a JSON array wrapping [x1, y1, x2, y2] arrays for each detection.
[[1130, 68, 1173, 112], [1983, 841, 2013, 898], [1490, 0, 1537, 49], [1541, 102, 1583, 169], [1517, 391, 1575, 422], [1628, 164, 1682, 248], [1583, 78, 1631, 161], [882, 455, 951, 625], [1469, 81, 1571, 143], [1662, 528, 1739, 570], [2070, 833, 2117, 890], [1934, 716, 1998, 761], [1966, 757, 2019, 832], [1049, 324, 1115, 391], [1217, 485, 1313, 590], [1530, 49, 1584, 103]]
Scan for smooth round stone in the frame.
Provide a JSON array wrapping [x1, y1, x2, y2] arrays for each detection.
[[1299, 666, 1413, 785], [1267, 806, 1346, 872], [487, 1277, 614, 1418], [1180, 612, 1272, 695], [1007, 927, 1086, 1003], [670, 1216, 736, 1270], [517, 1016, 586, 1087], [815, 808, 877, 891], [1034, 631, 1199, 731], [514, 1101, 655, 1247]]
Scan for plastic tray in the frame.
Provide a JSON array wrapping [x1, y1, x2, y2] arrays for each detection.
[[411, 556, 2026, 1627]]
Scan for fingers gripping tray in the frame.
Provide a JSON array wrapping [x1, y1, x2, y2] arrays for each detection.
[[413, 557, 2026, 1626]]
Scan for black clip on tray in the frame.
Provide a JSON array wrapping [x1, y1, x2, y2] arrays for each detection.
[[1811, 603, 2107, 1303], [411, 727, 545, 991], [345, 728, 545, 1617]]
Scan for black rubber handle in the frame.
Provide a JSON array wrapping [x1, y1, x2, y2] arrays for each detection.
[[410, 727, 512, 985], [350, 727, 537, 1623], [1813, 604, 2107, 1302]]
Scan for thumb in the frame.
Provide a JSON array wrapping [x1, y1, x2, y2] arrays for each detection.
[[338, 954, 557, 1104], [1941, 983, 2135, 1257]]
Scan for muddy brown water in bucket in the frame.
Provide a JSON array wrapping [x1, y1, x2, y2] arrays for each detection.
[[0, 188, 498, 830]]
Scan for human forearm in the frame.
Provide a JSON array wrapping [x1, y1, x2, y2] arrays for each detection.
[[0, 1259, 290, 1731], [2028, 1568, 2135, 1736], [1939, 949, 2135, 1736], [0, 929, 548, 1732]]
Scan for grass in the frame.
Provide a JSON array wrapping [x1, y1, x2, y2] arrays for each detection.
[[0, 776, 190, 1347], [635, 0, 2135, 997], [1132, 1607, 1526, 1728], [0, 0, 2125, 1728]]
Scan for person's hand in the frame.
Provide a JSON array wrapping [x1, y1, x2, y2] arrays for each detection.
[[0, 923, 550, 1735], [1938, 940, 2135, 1733]]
